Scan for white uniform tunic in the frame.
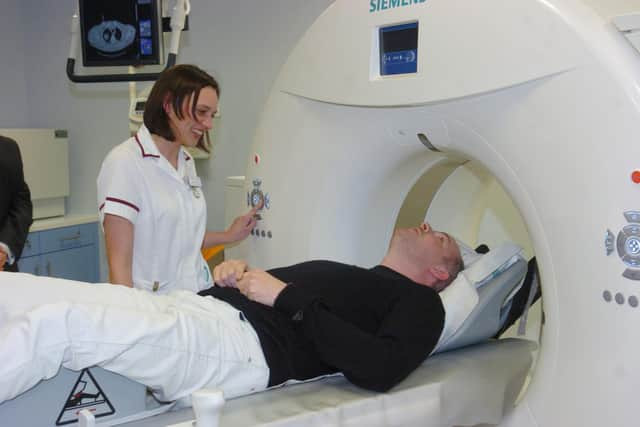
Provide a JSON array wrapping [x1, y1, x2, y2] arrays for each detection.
[[97, 125, 213, 294]]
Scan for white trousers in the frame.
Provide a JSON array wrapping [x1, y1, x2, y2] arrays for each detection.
[[0, 272, 269, 404]]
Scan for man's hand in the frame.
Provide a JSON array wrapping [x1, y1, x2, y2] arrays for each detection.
[[0, 249, 6, 271], [213, 259, 248, 287], [237, 269, 287, 307]]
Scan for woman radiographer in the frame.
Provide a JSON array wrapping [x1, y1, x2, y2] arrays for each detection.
[[97, 64, 257, 293]]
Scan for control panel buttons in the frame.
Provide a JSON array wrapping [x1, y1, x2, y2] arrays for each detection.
[[609, 211, 640, 280], [605, 229, 615, 256], [249, 178, 265, 209], [247, 177, 271, 212], [251, 191, 263, 208], [623, 269, 640, 281], [624, 211, 640, 223], [246, 178, 272, 239], [250, 228, 273, 239], [616, 225, 640, 265]]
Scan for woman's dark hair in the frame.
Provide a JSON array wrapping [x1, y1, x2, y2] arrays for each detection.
[[143, 64, 219, 152]]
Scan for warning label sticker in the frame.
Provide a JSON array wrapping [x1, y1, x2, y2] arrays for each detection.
[[56, 369, 115, 425]]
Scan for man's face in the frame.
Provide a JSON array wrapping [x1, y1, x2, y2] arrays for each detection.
[[167, 86, 218, 147], [390, 223, 459, 269]]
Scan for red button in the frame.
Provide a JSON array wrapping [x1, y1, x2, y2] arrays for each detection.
[[633, 170, 640, 184]]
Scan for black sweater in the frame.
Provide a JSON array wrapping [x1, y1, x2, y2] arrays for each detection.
[[198, 260, 445, 392]]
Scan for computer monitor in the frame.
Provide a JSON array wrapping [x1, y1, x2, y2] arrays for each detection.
[[79, 0, 163, 67]]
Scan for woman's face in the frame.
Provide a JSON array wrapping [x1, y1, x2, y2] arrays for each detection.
[[167, 86, 218, 147]]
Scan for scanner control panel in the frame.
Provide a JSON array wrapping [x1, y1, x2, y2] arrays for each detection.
[[247, 178, 272, 239], [607, 211, 640, 280]]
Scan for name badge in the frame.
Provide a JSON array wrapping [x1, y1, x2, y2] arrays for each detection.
[[188, 176, 202, 188]]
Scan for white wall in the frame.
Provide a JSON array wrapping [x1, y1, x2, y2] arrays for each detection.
[[0, 0, 28, 126], [3, 0, 333, 232]]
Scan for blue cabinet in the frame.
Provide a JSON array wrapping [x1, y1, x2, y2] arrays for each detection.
[[18, 222, 99, 283], [18, 254, 41, 276]]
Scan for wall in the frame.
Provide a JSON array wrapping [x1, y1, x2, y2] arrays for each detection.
[[0, 0, 28, 126]]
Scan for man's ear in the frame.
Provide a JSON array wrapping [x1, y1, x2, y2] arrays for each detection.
[[429, 265, 450, 281]]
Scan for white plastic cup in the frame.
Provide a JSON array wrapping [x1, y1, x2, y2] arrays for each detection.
[[77, 409, 95, 427], [192, 389, 225, 427]]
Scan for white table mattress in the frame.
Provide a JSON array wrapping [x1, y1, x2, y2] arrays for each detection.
[[122, 338, 536, 427]]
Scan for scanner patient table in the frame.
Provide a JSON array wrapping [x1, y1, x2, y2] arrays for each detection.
[[0, 338, 534, 426], [122, 338, 535, 427]]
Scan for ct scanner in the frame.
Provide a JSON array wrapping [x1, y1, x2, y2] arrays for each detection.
[[3, 0, 640, 425], [238, 0, 640, 426]]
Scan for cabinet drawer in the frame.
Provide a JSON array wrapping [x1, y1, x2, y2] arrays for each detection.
[[39, 223, 97, 253], [43, 246, 97, 283], [18, 255, 40, 275], [21, 232, 40, 258]]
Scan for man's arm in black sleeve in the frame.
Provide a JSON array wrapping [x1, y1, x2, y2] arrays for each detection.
[[0, 140, 33, 263], [274, 283, 445, 392]]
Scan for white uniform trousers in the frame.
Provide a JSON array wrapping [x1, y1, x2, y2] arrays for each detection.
[[0, 273, 270, 404]]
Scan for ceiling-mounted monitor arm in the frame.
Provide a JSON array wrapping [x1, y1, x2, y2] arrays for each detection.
[[66, 0, 189, 83]]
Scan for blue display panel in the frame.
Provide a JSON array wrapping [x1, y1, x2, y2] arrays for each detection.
[[379, 22, 418, 76]]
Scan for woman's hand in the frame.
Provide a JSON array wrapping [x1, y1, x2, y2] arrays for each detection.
[[225, 207, 258, 243], [202, 207, 259, 248]]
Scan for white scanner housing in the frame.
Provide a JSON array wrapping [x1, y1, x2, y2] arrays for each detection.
[[238, 0, 640, 426]]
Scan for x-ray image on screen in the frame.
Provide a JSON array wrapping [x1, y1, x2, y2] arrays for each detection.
[[87, 20, 137, 53], [79, 0, 162, 67]]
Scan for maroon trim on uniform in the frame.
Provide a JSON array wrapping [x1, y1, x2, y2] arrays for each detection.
[[134, 134, 160, 158], [105, 197, 140, 212], [184, 152, 191, 161], [99, 202, 105, 211]]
